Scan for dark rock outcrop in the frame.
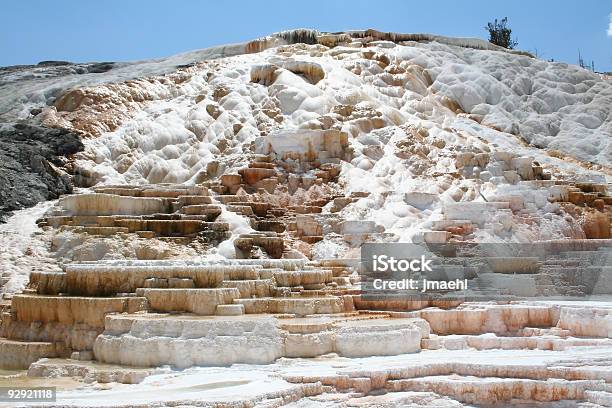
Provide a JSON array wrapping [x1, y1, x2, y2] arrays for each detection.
[[0, 123, 83, 221], [0, 61, 115, 86]]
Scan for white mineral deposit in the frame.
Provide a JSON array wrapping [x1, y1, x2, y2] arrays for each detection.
[[0, 12, 611, 408]]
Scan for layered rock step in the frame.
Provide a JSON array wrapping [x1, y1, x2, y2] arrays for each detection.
[[0, 339, 68, 370], [38, 185, 232, 241], [422, 333, 612, 351], [284, 304, 612, 404], [386, 376, 602, 405], [0, 294, 149, 369], [92, 313, 427, 368], [45, 263, 241, 296], [93, 184, 210, 198], [213, 152, 350, 256], [434, 168, 612, 243], [210, 151, 603, 250], [9, 295, 147, 328], [353, 239, 612, 299], [136, 288, 239, 315], [4, 173, 612, 406], [235, 296, 347, 316], [0, 253, 359, 369], [234, 232, 285, 258]]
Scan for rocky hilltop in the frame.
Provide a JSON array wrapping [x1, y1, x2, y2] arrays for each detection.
[[0, 29, 611, 407]]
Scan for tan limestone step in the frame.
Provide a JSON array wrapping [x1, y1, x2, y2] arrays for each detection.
[[135, 288, 240, 315], [0, 338, 69, 370]]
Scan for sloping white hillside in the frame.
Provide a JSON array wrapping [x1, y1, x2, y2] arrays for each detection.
[[41, 34, 610, 181], [6, 31, 603, 249]]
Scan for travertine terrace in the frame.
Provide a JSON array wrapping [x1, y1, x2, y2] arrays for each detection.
[[0, 29, 611, 407]]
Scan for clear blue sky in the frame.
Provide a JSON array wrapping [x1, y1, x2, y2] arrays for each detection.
[[2, 0, 611, 71]]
